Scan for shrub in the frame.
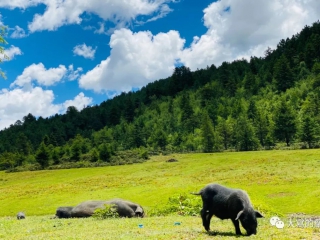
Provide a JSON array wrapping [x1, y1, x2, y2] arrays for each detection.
[[92, 204, 119, 220], [139, 149, 149, 159], [149, 193, 202, 216]]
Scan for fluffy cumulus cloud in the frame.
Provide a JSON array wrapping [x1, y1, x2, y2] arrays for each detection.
[[11, 63, 67, 89], [0, 0, 172, 32], [73, 43, 96, 59], [10, 63, 83, 89], [79, 28, 185, 93], [0, 87, 92, 130], [0, 58, 87, 129], [0, 87, 59, 129], [1, 45, 23, 61], [62, 92, 92, 112], [180, 0, 320, 70]]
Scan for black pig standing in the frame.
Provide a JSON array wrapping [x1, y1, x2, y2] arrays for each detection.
[[192, 183, 263, 236]]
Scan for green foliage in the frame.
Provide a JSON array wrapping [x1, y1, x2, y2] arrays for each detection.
[[149, 193, 202, 217], [139, 148, 149, 159], [216, 116, 234, 150], [179, 92, 195, 133], [151, 129, 167, 151], [273, 54, 294, 92], [274, 99, 297, 146], [0, 26, 8, 79], [312, 62, 320, 75], [200, 111, 216, 152], [35, 142, 50, 169], [0, 152, 18, 170], [51, 148, 60, 165], [98, 143, 112, 162], [300, 115, 319, 148], [235, 116, 260, 151], [254, 106, 274, 147], [92, 204, 119, 219], [90, 148, 99, 162]]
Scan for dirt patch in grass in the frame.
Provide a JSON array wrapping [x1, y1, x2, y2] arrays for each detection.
[[268, 192, 297, 198]]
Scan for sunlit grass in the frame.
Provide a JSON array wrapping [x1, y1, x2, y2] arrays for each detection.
[[0, 215, 319, 240], [0, 149, 320, 239], [0, 149, 319, 216]]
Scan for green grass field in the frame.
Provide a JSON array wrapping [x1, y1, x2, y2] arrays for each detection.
[[0, 149, 320, 239], [1, 215, 319, 240]]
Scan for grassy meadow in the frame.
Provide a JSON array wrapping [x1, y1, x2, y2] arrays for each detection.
[[0, 149, 320, 239]]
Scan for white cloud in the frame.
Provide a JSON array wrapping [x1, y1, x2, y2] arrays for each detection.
[[0, 87, 60, 129], [1, 45, 23, 61], [0, 0, 42, 9], [10, 63, 83, 89], [11, 63, 67, 89], [73, 43, 96, 59], [180, 0, 320, 70], [10, 26, 28, 38], [62, 92, 92, 112], [137, 4, 173, 24], [0, 0, 172, 32], [67, 64, 83, 81], [79, 28, 185, 93], [94, 22, 105, 34], [0, 87, 92, 130]]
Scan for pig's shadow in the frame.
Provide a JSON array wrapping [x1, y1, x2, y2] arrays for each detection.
[[206, 231, 243, 237]]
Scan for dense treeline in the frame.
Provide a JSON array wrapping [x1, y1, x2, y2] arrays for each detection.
[[1, 21, 320, 171]]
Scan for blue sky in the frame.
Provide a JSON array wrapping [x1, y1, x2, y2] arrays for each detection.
[[0, 0, 320, 130]]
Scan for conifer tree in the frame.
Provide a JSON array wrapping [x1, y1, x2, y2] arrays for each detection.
[[274, 99, 297, 146], [201, 111, 215, 152], [274, 55, 294, 92], [301, 115, 319, 148], [35, 142, 50, 169]]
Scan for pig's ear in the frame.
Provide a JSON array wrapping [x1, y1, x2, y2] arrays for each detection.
[[135, 206, 144, 214], [255, 211, 264, 218], [235, 210, 244, 220]]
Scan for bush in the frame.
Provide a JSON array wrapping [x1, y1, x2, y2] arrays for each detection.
[[149, 193, 202, 217], [92, 204, 119, 220], [139, 149, 149, 159], [5, 163, 42, 173]]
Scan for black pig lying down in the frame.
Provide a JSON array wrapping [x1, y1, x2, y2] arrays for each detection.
[[70, 198, 145, 218], [55, 206, 74, 218], [192, 183, 263, 236]]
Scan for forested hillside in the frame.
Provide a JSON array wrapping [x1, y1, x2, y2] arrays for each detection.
[[1, 21, 320, 171]]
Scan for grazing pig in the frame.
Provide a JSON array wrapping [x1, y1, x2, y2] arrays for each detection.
[[192, 183, 263, 236], [55, 206, 74, 219], [70, 198, 144, 218], [17, 212, 25, 220]]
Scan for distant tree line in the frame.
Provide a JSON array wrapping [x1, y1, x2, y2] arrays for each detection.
[[1, 21, 320, 171]]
